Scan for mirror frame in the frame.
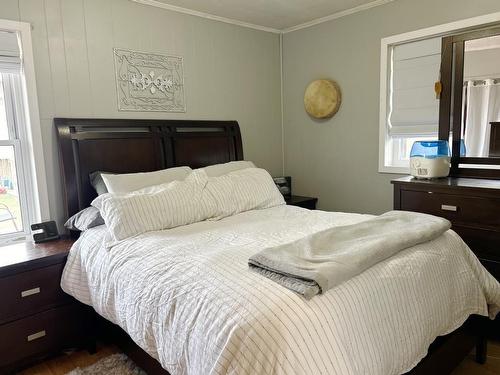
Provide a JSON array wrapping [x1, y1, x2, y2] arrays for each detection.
[[440, 26, 500, 179]]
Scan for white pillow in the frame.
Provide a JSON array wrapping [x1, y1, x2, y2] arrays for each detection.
[[92, 167, 283, 243], [206, 167, 285, 220], [92, 169, 215, 242], [101, 166, 192, 194], [198, 161, 255, 177]]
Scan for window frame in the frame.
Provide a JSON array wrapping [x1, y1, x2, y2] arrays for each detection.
[[0, 19, 50, 243], [0, 74, 35, 241], [378, 11, 500, 174]]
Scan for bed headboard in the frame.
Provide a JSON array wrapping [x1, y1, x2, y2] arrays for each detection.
[[55, 118, 243, 219]]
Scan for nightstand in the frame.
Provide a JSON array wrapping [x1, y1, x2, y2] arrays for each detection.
[[0, 238, 89, 373], [285, 195, 318, 210]]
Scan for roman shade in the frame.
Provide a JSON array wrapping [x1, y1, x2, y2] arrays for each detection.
[[0, 31, 21, 74], [389, 37, 441, 136]]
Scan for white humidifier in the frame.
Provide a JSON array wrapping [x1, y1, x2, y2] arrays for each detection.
[[409, 140, 450, 179]]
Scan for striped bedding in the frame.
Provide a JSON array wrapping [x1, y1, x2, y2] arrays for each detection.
[[61, 205, 500, 375], [91, 168, 284, 244]]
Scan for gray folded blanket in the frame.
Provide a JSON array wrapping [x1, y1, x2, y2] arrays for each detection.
[[249, 210, 451, 299]]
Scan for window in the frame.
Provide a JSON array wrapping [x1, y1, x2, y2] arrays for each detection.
[[379, 12, 500, 173], [381, 37, 441, 172], [0, 29, 43, 242], [389, 136, 435, 168], [0, 31, 30, 240]]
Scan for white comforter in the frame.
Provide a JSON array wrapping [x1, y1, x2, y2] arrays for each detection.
[[61, 206, 500, 375]]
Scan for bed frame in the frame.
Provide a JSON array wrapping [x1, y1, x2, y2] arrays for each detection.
[[55, 118, 243, 218], [55, 118, 487, 375]]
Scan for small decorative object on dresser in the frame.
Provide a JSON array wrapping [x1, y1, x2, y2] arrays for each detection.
[[0, 238, 90, 373], [285, 195, 318, 210]]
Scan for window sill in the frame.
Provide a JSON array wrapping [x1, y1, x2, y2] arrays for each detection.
[[0, 233, 29, 248], [379, 165, 410, 174]]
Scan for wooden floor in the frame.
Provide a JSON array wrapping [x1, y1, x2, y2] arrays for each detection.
[[17, 341, 500, 375], [453, 340, 500, 375], [17, 344, 119, 375]]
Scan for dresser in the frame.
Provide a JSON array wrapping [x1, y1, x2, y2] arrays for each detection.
[[392, 176, 500, 281], [0, 238, 89, 373]]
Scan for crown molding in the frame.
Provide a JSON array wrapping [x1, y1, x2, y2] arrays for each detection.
[[131, 0, 398, 35], [130, 0, 281, 34], [282, 0, 396, 33]]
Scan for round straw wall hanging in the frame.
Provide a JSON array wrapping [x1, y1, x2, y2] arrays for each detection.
[[304, 79, 341, 119]]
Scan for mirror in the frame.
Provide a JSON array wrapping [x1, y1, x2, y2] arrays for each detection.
[[439, 25, 500, 178], [461, 35, 500, 157]]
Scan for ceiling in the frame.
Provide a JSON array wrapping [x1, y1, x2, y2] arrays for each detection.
[[150, 0, 392, 31]]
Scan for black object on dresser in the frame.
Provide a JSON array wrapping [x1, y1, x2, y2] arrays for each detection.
[[285, 195, 318, 210], [392, 176, 500, 280], [0, 238, 89, 373]]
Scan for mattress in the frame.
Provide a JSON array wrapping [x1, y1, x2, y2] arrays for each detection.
[[61, 205, 500, 375]]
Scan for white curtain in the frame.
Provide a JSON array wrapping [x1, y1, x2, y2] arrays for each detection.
[[389, 37, 441, 136], [0, 31, 21, 74], [463, 79, 500, 157]]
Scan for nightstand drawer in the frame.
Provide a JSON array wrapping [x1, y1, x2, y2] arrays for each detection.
[[0, 263, 70, 324], [400, 190, 500, 228], [0, 304, 84, 368]]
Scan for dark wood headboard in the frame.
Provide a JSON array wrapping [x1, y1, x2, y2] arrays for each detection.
[[55, 118, 243, 219]]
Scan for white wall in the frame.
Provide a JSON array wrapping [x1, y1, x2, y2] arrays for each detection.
[[0, 0, 282, 226], [282, 0, 500, 215]]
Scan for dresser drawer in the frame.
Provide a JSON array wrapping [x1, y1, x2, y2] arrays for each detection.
[[0, 263, 71, 324], [400, 190, 500, 228], [0, 304, 85, 368], [453, 225, 500, 263]]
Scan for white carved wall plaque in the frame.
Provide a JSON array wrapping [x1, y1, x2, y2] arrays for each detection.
[[114, 48, 185, 112]]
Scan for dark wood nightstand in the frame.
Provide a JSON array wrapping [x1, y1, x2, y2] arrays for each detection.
[[0, 238, 89, 373], [285, 195, 318, 210]]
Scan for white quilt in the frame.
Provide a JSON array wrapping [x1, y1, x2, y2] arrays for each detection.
[[61, 206, 500, 375]]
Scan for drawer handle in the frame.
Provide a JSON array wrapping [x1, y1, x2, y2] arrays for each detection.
[[441, 204, 457, 212], [27, 330, 46, 342], [21, 287, 40, 298]]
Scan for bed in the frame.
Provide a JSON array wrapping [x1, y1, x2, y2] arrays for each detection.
[[55, 118, 500, 375]]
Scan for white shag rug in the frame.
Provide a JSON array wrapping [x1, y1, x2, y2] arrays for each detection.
[[66, 353, 146, 375]]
